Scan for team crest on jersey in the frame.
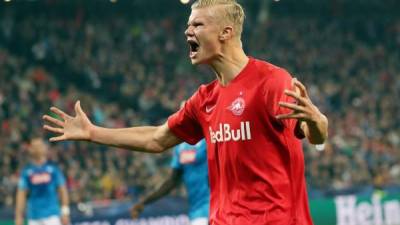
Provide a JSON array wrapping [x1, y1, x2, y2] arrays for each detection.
[[227, 97, 245, 116]]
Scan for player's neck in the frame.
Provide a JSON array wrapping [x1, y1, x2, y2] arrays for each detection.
[[210, 46, 248, 86], [32, 157, 46, 166]]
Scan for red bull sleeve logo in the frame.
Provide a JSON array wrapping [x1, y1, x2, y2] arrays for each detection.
[[209, 121, 252, 143]]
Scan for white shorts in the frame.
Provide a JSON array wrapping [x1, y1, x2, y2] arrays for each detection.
[[28, 215, 62, 225], [190, 217, 208, 225]]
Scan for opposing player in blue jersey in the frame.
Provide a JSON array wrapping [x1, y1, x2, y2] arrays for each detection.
[[15, 137, 70, 225], [131, 139, 209, 225]]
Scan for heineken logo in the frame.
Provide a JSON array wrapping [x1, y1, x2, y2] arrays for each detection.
[[335, 195, 400, 225]]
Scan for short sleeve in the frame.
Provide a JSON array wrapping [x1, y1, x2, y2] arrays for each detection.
[[53, 165, 66, 187], [168, 90, 204, 145], [18, 170, 28, 191], [264, 68, 299, 132], [170, 147, 182, 170]]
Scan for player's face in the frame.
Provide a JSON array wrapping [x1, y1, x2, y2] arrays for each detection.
[[185, 7, 223, 65], [29, 138, 48, 158]]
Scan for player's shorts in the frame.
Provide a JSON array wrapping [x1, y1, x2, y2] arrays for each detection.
[[28, 215, 62, 225], [191, 217, 209, 225]]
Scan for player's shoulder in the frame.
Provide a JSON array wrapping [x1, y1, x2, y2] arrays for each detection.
[[191, 80, 219, 103], [251, 58, 294, 93], [252, 57, 291, 79], [197, 80, 218, 95], [20, 164, 30, 174], [20, 163, 34, 177], [44, 161, 61, 172], [175, 141, 188, 152], [195, 139, 206, 148], [50, 161, 62, 169]]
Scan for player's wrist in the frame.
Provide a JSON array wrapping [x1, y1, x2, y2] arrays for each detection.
[[313, 114, 328, 135], [306, 113, 328, 144], [61, 205, 70, 216], [88, 124, 98, 142], [307, 111, 326, 127]]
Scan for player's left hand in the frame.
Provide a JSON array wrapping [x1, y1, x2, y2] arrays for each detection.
[[61, 215, 70, 225], [276, 78, 326, 124], [130, 202, 145, 219]]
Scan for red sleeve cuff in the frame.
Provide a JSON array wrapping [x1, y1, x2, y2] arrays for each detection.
[[167, 114, 203, 145]]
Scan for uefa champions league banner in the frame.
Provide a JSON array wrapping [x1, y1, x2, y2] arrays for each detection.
[[70, 197, 190, 225], [72, 215, 190, 225], [2, 194, 400, 225]]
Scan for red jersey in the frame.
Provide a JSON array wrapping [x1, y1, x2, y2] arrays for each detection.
[[168, 57, 313, 225]]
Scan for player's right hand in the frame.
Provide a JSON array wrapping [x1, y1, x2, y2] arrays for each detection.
[[130, 202, 145, 219], [43, 101, 93, 142]]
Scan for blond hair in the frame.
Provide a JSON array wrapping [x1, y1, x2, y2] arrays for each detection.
[[192, 0, 245, 37]]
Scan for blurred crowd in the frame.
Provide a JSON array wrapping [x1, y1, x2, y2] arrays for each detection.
[[0, 1, 399, 208]]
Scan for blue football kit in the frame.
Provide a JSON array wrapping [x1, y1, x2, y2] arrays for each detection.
[[18, 161, 66, 219], [170, 139, 210, 220]]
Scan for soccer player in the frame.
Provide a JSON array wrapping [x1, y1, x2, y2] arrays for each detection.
[[15, 137, 70, 225], [43, 0, 328, 224], [131, 139, 209, 225]]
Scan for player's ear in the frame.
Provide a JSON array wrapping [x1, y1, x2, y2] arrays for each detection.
[[219, 26, 234, 41]]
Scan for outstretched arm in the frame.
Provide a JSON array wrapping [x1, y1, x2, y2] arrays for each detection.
[[276, 78, 328, 145], [43, 101, 182, 153], [131, 169, 182, 218]]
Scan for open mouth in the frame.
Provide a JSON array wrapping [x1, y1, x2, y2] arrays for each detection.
[[188, 40, 199, 58]]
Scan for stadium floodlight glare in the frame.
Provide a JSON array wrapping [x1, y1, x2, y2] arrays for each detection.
[[5, 0, 12, 2], [180, 0, 190, 4]]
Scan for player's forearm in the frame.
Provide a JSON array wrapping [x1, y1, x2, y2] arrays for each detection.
[[15, 191, 26, 225], [304, 114, 328, 144], [142, 179, 178, 205], [15, 205, 24, 219], [89, 124, 174, 153], [142, 170, 181, 205], [59, 186, 70, 213]]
